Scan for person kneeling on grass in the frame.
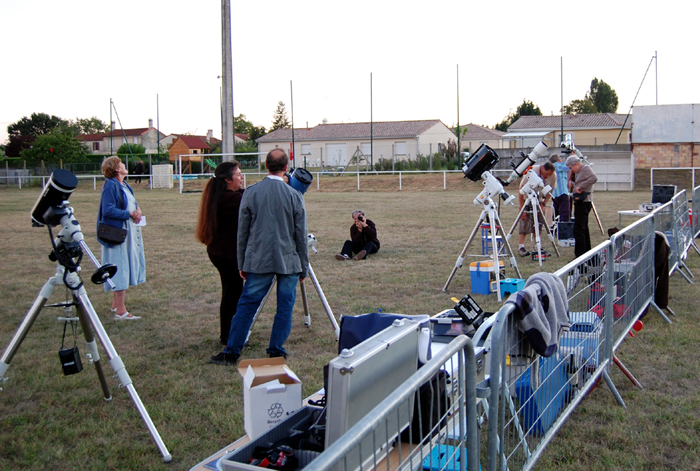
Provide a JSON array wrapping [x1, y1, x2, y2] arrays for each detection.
[[335, 210, 380, 261]]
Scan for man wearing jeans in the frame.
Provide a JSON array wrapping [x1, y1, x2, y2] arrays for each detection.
[[210, 149, 308, 365]]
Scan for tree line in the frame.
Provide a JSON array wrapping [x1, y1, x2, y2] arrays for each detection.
[[494, 77, 619, 132]]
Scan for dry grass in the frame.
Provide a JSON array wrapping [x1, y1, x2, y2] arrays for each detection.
[[0, 175, 698, 470]]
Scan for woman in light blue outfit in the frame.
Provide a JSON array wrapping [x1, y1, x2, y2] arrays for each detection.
[[97, 156, 146, 320]]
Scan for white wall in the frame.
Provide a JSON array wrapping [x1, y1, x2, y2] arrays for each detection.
[[633, 104, 700, 143]]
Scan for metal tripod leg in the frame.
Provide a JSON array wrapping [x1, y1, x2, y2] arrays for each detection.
[[443, 215, 485, 291], [0, 276, 56, 384], [306, 263, 341, 340], [75, 299, 112, 401], [0, 269, 171, 462], [505, 204, 528, 243], [246, 276, 278, 344], [246, 264, 340, 342], [495, 215, 522, 279], [534, 203, 560, 258], [591, 202, 605, 234], [76, 288, 171, 462]]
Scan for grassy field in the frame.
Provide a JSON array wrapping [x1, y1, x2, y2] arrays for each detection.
[[0, 175, 698, 470]]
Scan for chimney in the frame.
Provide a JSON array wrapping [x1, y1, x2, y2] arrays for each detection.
[[306, 122, 309, 130], [207, 129, 213, 139], [148, 118, 153, 128]]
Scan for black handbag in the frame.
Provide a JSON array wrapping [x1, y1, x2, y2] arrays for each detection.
[[572, 191, 590, 203], [97, 223, 127, 244], [98, 181, 128, 245]]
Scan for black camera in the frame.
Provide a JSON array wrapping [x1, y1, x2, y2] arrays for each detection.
[[357, 215, 364, 222]]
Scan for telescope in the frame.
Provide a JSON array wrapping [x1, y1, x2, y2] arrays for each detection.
[[462, 144, 515, 207], [502, 141, 549, 186], [286, 167, 313, 194], [30, 169, 79, 226], [520, 168, 552, 199], [561, 133, 588, 163]]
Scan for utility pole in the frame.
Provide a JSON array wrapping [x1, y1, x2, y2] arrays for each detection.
[[221, 0, 234, 159]]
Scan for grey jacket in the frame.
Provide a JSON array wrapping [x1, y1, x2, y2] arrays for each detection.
[[574, 164, 598, 203], [237, 175, 308, 278]]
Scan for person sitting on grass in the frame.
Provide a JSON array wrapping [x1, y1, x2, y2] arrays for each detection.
[[335, 210, 380, 261]]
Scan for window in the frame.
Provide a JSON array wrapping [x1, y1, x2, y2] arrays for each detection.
[[301, 144, 311, 155], [133, 137, 138, 144], [93, 142, 100, 151], [395, 141, 406, 155]]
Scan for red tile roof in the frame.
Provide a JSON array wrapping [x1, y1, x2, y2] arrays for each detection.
[[257, 120, 446, 142], [176, 135, 210, 149]]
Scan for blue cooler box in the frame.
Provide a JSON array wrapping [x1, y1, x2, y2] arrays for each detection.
[[469, 261, 505, 295]]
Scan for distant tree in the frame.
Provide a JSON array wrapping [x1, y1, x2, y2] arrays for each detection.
[[7, 112, 69, 139], [587, 78, 619, 113], [117, 143, 146, 166], [562, 78, 619, 114], [495, 99, 542, 131], [20, 131, 89, 163], [270, 101, 291, 131], [562, 99, 598, 115], [117, 143, 146, 156], [73, 117, 110, 134], [235, 140, 258, 154], [5, 135, 36, 157], [234, 114, 266, 141]]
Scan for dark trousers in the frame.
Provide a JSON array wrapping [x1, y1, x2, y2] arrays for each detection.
[[340, 240, 379, 259], [573, 201, 592, 258], [209, 254, 244, 345], [552, 193, 571, 222]]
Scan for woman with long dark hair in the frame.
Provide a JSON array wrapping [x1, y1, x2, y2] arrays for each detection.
[[195, 161, 245, 345]]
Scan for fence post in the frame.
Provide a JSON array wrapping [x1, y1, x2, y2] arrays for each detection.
[[443, 171, 447, 190], [357, 172, 360, 191], [316, 172, 320, 191], [399, 172, 402, 190]]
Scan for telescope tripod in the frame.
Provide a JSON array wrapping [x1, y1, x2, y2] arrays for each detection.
[[506, 191, 561, 267], [443, 197, 521, 301], [0, 206, 171, 462], [246, 238, 340, 343]]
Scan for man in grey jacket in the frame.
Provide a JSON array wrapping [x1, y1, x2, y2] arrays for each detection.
[[211, 149, 308, 365]]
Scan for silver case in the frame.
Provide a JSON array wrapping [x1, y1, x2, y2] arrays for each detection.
[[325, 318, 421, 469]]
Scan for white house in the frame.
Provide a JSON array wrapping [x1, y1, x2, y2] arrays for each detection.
[[257, 120, 457, 168]]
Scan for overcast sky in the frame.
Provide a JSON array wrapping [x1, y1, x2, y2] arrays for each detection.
[[2, 0, 698, 146]]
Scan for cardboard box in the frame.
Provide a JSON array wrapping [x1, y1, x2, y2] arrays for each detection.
[[237, 358, 302, 439]]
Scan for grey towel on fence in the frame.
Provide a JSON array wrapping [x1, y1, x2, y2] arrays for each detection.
[[505, 272, 571, 357]]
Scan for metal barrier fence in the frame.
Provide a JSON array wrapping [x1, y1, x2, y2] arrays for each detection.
[[669, 190, 694, 283], [304, 335, 481, 471], [483, 208, 670, 471], [694, 185, 700, 239]]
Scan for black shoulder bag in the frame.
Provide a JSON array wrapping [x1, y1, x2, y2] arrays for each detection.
[[97, 183, 128, 245]]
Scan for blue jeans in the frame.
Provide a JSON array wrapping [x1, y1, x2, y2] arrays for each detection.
[[224, 272, 299, 357]]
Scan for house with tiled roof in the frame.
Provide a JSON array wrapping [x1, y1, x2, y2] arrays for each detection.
[[77, 119, 166, 154], [159, 130, 246, 149], [504, 113, 631, 148], [257, 120, 457, 167], [454, 124, 507, 151]]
